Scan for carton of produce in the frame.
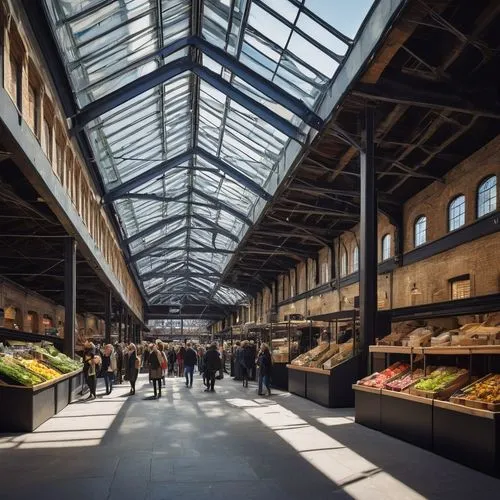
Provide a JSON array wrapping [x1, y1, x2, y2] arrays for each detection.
[[450, 373, 500, 411], [410, 367, 468, 399], [384, 369, 426, 392], [357, 362, 410, 388]]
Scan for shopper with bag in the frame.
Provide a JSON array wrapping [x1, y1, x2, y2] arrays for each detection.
[[158, 342, 168, 386], [148, 343, 163, 398], [257, 343, 272, 396], [203, 343, 221, 393], [126, 343, 139, 395], [101, 344, 117, 395]]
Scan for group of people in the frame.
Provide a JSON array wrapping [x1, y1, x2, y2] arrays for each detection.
[[81, 338, 273, 400]]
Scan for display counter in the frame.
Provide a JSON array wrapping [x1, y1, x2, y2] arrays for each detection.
[[0, 368, 83, 432], [355, 341, 500, 476], [287, 355, 359, 408]]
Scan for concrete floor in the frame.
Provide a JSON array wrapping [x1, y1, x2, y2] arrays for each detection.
[[0, 373, 499, 500]]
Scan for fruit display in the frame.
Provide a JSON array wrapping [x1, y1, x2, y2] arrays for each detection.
[[323, 341, 353, 369], [14, 358, 61, 381], [453, 374, 500, 406], [358, 362, 410, 388], [413, 367, 467, 392], [384, 369, 425, 391], [0, 354, 44, 386]]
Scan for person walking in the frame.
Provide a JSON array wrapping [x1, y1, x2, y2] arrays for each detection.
[[148, 343, 163, 398], [177, 345, 185, 377], [126, 343, 139, 395], [101, 344, 117, 395], [203, 343, 221, 392], [184, 342, 197, 388], [241, 340, 255, 388], [257, 343, 272, 396], [115, 343, 123, 384], [83, 341, 98, 400], [233, 341, 242, 380], [158, 342, 168, 386], [167, 346, 176, 378]]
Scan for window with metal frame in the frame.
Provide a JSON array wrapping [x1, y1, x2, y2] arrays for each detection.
[[448, 195, 466, 231], [450, 275, 471, 300], [414, 216, 427, 247], [352, 245, 359, 272], [381, 234, 391, 261], [340, 250, 348, 277], [477, 176, 497, 218]]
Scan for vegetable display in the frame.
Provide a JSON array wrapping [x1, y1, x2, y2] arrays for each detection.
[[15, 358, 61, 381], [358, 362, 410, 388], [34, 346, 81, 373], [384, 369, 425, 391], [461, 374, 500, 404], [0, 355, 44, 386], [413, 367, 466, 392]]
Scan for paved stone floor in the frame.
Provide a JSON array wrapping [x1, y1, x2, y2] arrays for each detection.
[[1, 373, 499, 499]]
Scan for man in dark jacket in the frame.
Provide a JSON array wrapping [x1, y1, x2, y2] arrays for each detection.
[[241, 341, 255, 388], [203, 343, 221, 392], [184, 342, 197, 388]]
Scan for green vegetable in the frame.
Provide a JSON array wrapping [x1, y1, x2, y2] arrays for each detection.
[[0, 356, 44, 386]]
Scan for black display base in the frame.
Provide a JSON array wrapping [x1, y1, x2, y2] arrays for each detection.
[[288, 368, 306, 397], [433, 401, 500, 477], [354, 386, 381, 430], [380, 390, 433, 450], [272, 363, 288, 390], [0, 370, 83, 432]]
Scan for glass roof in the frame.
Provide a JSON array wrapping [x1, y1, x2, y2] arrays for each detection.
[[43, 0, 375, 305]]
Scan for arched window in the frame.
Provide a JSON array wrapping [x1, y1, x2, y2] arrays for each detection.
[[414, 216, 427, 247], [477, 176, 496, 218], [382, 234, 391, 261], [340, 250, 348, 277], [448, 195, 466, 231], [352, 245, 359, 272]]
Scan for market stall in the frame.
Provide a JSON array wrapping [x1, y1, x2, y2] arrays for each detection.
[[353, 295, 500, 476], [286, 311, 360, 407], [0, 340, 83, 432]]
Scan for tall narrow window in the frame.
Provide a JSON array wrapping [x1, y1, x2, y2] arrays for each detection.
[[352, 245, 359, 272], [477, 176, 496, 218], [340, 250, 347, 277], [414, 216, 427, 247], [382, 234, 391, 261], [320, 261, 329, 284], [448, 195, 466, 231], [42, 118, 52, 161]]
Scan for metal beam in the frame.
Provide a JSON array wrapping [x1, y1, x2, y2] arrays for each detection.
[[191, 213, 239, 243], [194, 38, 323, 129], [145, 271, 221, 280], [195, 147, 271, 200], [103, 150, 193, 203], [63, 238, 76, 358], [359, 107, 377, 357], [72, 56, 193, 131], [191, 187, 252, 225], [145, 247, 234, 256], [130, 227, 187, 262], [124, 214, 186, 245], [353, 78, 500, 120], [191, 63, 303, 140]]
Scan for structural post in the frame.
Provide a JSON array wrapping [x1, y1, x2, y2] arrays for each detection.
[[104, 289, 112, 344], [359, 106, 377, 363], [118, 304, 123, 343], [128, 315, 133, 344], [63, 237, 76, 358], [180, 318, 184, 339]]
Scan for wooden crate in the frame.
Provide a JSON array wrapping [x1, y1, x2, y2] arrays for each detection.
[[410, 371, 469, 400], [450, 374, 500, 412]]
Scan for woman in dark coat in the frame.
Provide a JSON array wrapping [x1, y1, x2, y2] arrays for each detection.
[[126, 343, 139, 395], [257, 343, 272, 396], [148, 343, 163, 398]]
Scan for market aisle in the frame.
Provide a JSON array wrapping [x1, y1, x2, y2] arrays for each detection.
[[0, 373, 499, 500]]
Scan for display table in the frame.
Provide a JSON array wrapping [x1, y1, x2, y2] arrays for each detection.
[[272, 363, 288, 391], [353, 385, 382, 430], [0, 369, 83, 432], [287, 355, 359, 408]]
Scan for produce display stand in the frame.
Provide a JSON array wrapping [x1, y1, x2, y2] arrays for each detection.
[[288, 355, 360, 408], [0, 327, 63, 351], [0, 368, 83, 432], [354, 343, 500, 476]]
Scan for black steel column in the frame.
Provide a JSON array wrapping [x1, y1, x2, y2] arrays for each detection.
[[104, 289, 112, 344], [118, 304, 123, 343], [359, 106, 377, 357], [128, 315, 133, 344], [63, 237, 76, 358]]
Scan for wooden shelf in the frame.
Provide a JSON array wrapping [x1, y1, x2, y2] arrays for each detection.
[[433, 399, 498, 419], [369, 345, 414, 354], [370, 345, 500, 356], [380, 388, 433, 405], [287, 364, 330, 375], [352, 384, 382, 395]]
